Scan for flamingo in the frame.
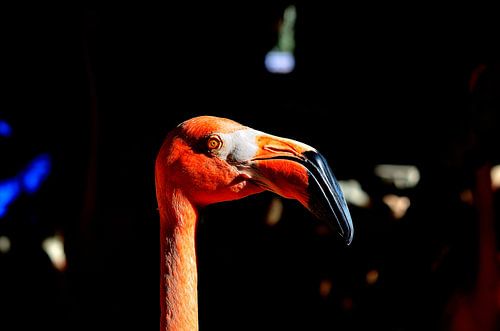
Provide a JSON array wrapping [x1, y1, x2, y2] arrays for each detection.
[[155, 116, 354, 330], [443, 63, 500, 331], [445, 164, 500, 331]]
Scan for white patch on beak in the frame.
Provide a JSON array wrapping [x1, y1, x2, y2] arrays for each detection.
[[219, 128, 259, 163]]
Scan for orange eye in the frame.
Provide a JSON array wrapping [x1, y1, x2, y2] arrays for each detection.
[[207, 135, 222, 150]]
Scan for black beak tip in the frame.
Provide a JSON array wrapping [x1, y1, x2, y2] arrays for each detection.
[[302, 150, 354, 246], [341, 220, 354, 246], [325, 208, 354, 246], [337, 209, 354, 245], [313, 206, 354, 246]]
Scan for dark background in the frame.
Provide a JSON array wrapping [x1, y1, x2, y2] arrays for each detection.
[[1, 5, 499, 330]]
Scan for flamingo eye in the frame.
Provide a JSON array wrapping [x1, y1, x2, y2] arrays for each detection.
[[207, 135, 223, 151]]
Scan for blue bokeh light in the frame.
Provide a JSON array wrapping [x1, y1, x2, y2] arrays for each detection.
[[0, 179, 21, 218], [0, 120, 12, 137], [264, 50, 295, 74], [21, 154, 52, 194], [0, 154, 52, 218], [0, 119, 52, 218]]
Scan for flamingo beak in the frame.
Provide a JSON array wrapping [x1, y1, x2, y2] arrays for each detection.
[[246, 133, 354, 245]]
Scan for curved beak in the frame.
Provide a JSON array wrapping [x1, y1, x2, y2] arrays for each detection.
[[244, 132, 354, 245]]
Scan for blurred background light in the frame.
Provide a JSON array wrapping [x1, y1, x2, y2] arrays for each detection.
[[0, 120, 13, 137], [374, 164, 420, 189], [366, 269, 379, 285], [0, 154, 51, 218], [491, 164, 500, 191], [319, 278, 333, 298], [0, 179, 21, 218], [265, 5, 296, 74], [459, 189, 474, 205], [0, 236, 11, 254], [42, 234, 67, 272], [21, 154, 52, 194], [265, 51, 295, 74], [382, 194, 411, 219], [266, 197, 283, 226], [339, 179, 371, 208]]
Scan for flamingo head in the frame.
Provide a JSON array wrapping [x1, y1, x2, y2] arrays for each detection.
[[156, 116, 353, 244]]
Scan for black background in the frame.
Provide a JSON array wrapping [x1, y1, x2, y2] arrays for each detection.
[[1, 5, 499, 331]]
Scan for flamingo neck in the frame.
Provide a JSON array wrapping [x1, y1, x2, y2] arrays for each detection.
[[472, 165, 498, 320], [159, 187, 199, 331]]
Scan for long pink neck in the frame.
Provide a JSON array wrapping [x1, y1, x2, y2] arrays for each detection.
[[451, 165, 499, 331], [471, 164, 498, 325], [158, 187, 199, 331]]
